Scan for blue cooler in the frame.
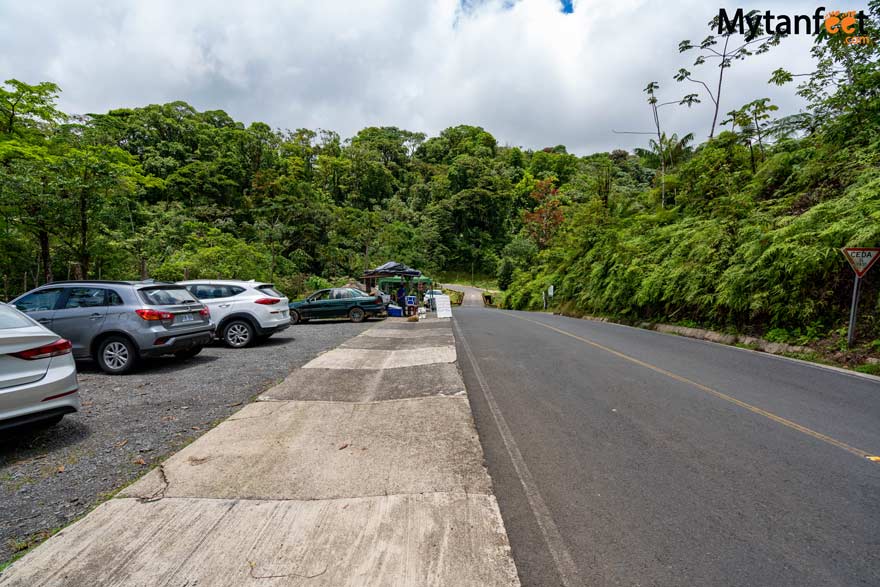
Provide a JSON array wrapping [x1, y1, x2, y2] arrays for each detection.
[[387, 305, 403, 317]]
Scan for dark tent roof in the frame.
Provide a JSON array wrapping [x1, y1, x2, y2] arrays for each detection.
[[363, 261, 422, 278]]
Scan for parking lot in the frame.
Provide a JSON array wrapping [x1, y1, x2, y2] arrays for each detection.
[[0, 320, 372, 564]]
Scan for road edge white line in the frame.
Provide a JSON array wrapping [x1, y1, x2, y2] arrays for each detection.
[[531, 311, 880, 385], [453, 318, 583, 587]]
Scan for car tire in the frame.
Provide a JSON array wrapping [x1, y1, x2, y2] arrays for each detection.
[[349, 307, 366, 323], [174, 345, 203, 359], [96, 335, 138, 374], [223, 319, 254, 348], [290, 310, 301, 324]]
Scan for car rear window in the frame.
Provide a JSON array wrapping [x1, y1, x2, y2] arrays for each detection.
[[139, 287, 198, 306], [188, 285, 246, 299], [257, 285, 283, 297], [0, 305, 34, 329]]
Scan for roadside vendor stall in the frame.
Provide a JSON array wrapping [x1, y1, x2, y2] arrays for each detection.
[[362, 262, 434, 316]]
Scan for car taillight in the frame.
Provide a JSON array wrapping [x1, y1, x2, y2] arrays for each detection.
[[136, 308, 174, 321], [254, 298, 281, 305], [375, 296, 383, 304], [199, 307, 210, 317], [12, 338, 72, 360]]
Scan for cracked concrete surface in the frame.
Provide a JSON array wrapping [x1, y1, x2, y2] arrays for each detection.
[[259, 362, 466, 402], [2, 495, 517, 587], [0, 318, 519, 586], [120, 397, 491, 501]]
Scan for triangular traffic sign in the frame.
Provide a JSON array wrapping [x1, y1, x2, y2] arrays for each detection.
[[842, 247, 880, 278]]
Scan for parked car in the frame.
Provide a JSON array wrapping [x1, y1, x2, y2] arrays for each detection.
[[289, 288, 386, 324], [10, 281, 214, 374], [0, 303, 80, 430], [424, 289, 445, 311], [178, 280, 290, 348]]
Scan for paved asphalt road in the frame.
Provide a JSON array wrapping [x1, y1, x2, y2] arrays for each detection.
[[451, 293, 880, 586]]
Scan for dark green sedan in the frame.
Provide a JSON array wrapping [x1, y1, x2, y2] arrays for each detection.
[[289, 288, 387, 324]]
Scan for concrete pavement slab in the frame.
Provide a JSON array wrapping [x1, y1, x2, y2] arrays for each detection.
[[259, 363, 466, 402], [374, 321, 451, 331], [341, 334, 455, 350], [121, 397, 490, 501], [0, 494, 518, 587], [303, 346, 456, 369], [361, 328, 448, 339]]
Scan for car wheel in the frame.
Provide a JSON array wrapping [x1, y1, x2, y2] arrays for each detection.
[[349, 307, 365, 323], [223, 319, 254, 348], [174, 345, 203, 359], [97, 336, 138, 374], [290, 310, 301, 324]]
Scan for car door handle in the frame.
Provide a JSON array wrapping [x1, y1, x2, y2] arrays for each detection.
[[218, 303, 231, 308], [90, 313, 102, 319], [37, 318, 51, 324]]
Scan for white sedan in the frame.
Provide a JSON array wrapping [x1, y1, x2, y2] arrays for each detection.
[[0, 303, 80, 430]]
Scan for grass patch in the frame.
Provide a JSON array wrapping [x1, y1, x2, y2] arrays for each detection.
[[435, 270, 498, 290], [2, 527, 61, 570], [855, 363, 880, 376]]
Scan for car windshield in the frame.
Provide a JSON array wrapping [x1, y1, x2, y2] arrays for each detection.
[[350, 289, 370, 297], [0, 304, 34, 329], [139, 287, 198, 306]]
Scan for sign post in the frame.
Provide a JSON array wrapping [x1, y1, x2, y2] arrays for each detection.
[[841, 247, 880, 347]]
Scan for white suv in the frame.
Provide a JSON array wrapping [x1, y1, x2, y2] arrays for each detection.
[[178, 280, 290, 348]]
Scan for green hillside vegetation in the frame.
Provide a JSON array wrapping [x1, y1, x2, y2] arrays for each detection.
[[1, 5, 878, 351], [505, 7, 880, 351]]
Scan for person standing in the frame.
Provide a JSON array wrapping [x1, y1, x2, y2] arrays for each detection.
[[396, 282, 406, 314]]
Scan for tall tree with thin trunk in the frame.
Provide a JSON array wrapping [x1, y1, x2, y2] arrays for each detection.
[[644, 82, 699, 208], [675, 11, 785, 139]]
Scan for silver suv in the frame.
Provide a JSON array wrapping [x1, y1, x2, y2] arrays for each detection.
[[10, 281, 214, 374], [178, 280, 290, 348]]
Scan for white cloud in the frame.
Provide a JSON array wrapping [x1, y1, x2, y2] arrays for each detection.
[[0, 0, 826, 153]]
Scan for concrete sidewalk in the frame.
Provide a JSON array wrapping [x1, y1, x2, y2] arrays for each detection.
[[0, 318, 519, 586]]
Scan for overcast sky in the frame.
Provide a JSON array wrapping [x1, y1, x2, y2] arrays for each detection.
[[0, 0, 850, 154]]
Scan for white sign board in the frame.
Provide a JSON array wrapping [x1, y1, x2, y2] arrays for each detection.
[[842, 247, 880, 278], [434, 294, 453, 318]]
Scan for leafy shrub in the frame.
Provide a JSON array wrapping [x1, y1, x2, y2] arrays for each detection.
[[304, 275, 332, 291]]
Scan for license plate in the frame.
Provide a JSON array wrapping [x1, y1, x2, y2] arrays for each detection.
[[177, 313, 195, 323]]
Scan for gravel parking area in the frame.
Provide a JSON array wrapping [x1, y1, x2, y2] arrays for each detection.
[[0, 319, 372, 564]]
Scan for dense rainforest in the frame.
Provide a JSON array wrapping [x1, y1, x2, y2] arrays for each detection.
[[1, 5, 879, 351]]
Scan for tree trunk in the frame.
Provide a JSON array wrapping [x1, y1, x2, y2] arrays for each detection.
[[753, 112, 766, 161], [79, 189, 89, 279], [38, 229, 53, 283], [709, 36, 731, 139]]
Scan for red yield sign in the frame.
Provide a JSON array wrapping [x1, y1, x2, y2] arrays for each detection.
[[842, 247, 880, 278]]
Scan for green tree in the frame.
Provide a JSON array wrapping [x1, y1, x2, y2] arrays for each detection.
[[676, 12, 785, 138], [0, 79, 66, 135]]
